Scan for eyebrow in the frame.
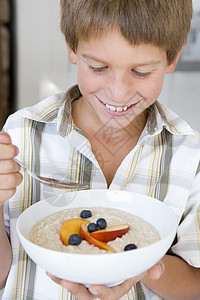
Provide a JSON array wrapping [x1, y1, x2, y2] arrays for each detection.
[[81, 54, 107, 64], [81, 54, 161, 67]]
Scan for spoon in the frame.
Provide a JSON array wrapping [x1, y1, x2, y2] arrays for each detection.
[[14, 157, 89, 190]]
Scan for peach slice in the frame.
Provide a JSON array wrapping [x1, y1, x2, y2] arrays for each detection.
[[79, 223, 116, 252], [90, 224, 129, 242], [60, 218, 90, 246]]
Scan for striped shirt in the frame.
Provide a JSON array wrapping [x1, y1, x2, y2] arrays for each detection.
[[2, 85, 200, 300]]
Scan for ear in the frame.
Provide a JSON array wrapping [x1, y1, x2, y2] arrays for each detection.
[[67, 44, 77, 65], [166, 42, 185, 74]]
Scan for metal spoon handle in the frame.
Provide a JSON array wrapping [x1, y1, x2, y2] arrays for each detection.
[[13, 157, 40, 181], [13, 157, 89, 189]]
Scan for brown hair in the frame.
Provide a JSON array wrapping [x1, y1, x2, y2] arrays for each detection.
[[60, 0, 193, 64]]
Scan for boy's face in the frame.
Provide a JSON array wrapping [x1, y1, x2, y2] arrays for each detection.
[[68, 29, 178, 130]]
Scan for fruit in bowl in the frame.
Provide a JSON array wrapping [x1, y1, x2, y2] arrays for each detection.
[[59, 210, 132, 252], [60, 218, 90, 246], [90, 223, 130, 242], [30, 206, 160, 254], [79, 223, 116, 252], [16, 190, 178, 287]]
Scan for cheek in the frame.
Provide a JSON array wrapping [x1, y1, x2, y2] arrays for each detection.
[[77, 65, 102, 93], [140, 75, 165, 100]]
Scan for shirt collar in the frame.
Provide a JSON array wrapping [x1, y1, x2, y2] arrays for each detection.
[[146, 101, 194, 136], [57, 85, 82, 137]]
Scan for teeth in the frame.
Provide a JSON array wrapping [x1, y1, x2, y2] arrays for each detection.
[[110, 106, 116, 111], [105, 103, 130, 112]]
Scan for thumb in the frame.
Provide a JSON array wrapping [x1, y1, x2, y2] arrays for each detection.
[[147, 261, 165, 280]]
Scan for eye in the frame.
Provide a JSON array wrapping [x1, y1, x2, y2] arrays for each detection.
[[89, 66, 108, 73], [132, 69, 152, 78]]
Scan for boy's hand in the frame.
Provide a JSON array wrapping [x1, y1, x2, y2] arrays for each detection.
[[47, 261, 164, 300], [0, 132, 23, 206]]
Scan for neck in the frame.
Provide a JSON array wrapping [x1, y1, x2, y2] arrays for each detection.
[[72, 97, 148, 141]]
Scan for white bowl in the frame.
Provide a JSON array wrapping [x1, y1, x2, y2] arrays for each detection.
[[16, 190, 178, 287]]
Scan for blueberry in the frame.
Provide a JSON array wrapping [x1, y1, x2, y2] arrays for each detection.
[[124, 243, 137, 251], [96, 218, 107, 229], [68, 234, 81, 246], [80, 209, 92, 219], [88, 222, 98, 233]]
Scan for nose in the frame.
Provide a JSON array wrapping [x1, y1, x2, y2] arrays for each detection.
[[106, 73, 133, 103]]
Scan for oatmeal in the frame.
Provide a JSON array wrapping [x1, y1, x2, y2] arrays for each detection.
[[30, 207, 160, 254]]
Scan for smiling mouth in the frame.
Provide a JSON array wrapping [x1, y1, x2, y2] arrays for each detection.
[[95, 96, 141, 113], [97, 97, 141, 113], [104, 103, 132, 112]]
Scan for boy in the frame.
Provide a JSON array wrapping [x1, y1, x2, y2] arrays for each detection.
[[0, 0, 200, 299]]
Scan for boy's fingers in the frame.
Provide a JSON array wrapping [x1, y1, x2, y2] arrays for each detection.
[[0, 133, 19, 159], [0, 132, 12, 144], [89, 274, 145, 300], [0, 173, 23, 189], [59, 280, 95, 299], [147, 261, 165, 280], [0, 144, 19, 159], [46, 273, 95, 300], [0, 159, 21, 174]]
